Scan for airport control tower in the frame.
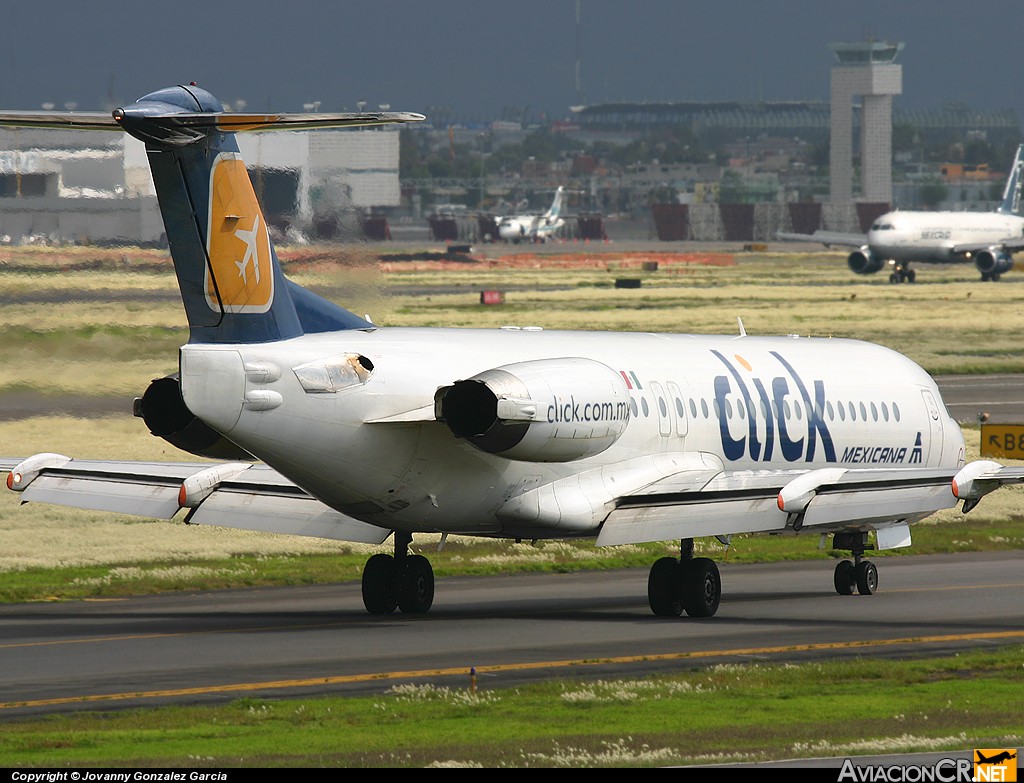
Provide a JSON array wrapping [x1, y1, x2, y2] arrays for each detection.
[[829, 40, 903, 205]]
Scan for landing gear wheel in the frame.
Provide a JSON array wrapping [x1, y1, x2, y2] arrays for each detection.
[[648, 557, 683, 617], [889, 273, 899, 284], [681, 557, 721, 618], [906, 269, 916, 283], [834, 560, 855, 595], [855, 560, 878, 595], [362, 553, 398, 614], [397, 554, 435, 614]]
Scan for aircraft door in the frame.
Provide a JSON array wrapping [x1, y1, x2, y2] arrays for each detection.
[[667, 381, 688, 440], [650, 382, 672, 438], [920, 389, 943, 466]]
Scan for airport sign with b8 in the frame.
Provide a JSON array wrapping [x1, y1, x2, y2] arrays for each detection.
[[980, 424, 1024, 459]]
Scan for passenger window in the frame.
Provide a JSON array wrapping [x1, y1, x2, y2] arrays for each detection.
[[641, 398, 650, 417], [893, 402, 901, 422], [870, 402, 878, 421], [701, 399, 709, 419], [882, 402, 889, 421]]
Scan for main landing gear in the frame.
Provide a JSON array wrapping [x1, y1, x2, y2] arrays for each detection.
[[831, 532, 878, 596], [361, 531, 435, 615], [888, 263, 916, 284], [647, 538, 722, 618]]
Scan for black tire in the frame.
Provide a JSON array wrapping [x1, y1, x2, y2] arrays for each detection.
[[397, 554, 435, 614], [362, 553, 398, 614], [648, 557, 683, 617], [906, 269, 916, 283], [889, 273, 899, 284], [834, 560, 855, 595], [681, 557, 721, 618], [856, 560, 878, 595]]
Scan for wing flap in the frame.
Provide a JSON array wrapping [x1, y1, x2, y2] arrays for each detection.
[[4, 455, 391, 546], [22, 475, 182, 519], [598, 493, 783, 546], [598, 466, 961, 547], [187, 491, 391, 544]]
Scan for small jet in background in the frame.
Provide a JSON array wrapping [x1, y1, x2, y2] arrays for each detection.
[[494, 186, 567, 243], [778, 144, 1024, 283]]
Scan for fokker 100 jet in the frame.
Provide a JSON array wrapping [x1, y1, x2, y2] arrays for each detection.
[[779, 145, 1024, 283], [2, 83, 1024, 619]]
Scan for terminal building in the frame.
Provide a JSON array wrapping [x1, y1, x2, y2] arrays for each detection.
[[0, 125, 403, 245]]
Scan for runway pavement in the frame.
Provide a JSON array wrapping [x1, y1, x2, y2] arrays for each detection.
[[0, 551, 1020, 717]]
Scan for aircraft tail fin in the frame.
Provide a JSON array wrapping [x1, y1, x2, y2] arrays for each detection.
[[0, 84, 424, 345], [545, 186, 565, 220], [996, 144, 1024, 215]]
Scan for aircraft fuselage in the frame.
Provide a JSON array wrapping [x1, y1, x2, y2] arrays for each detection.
[[180, 328, 965, 539], [867, 211, 1024, 262]]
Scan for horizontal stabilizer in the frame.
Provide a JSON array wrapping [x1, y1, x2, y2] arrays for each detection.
[[0, 109, 425, 134], [0, 111, 120, 131]]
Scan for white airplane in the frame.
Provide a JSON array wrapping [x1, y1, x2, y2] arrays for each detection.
[[495, 186, 567, 243], [778, 145, 1024, 283], [3, 84, 1024, 620]]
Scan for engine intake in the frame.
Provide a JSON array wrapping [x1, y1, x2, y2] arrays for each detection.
[[974, 249, 1013, 279], [847, 248, 884, 275], [134, 375, 253, 460], [437, 358, 631, 462]]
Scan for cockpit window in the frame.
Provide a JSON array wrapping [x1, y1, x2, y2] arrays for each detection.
[[293, 354, 374, 393], [871, 223, 894, 231]]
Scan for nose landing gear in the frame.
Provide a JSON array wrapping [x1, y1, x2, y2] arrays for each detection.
[[888, 263, 916, 284]]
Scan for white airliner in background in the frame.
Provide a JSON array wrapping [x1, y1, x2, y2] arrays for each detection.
[[2, 84, 1023, 620], [496, 186, 567, 242], [779, 144, 1024, 283]]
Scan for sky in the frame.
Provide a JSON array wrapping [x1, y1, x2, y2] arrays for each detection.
[[3, 0, 1023, 123]]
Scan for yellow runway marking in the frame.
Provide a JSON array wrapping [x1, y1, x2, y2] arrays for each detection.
[[2, 629, 1022, 711]]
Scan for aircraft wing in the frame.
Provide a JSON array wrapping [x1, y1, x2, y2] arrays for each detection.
[[776, 230, 868, 248], [1, 455, 392, 545], [951, 236, 1024, 255], [596, 464, 997, 547]]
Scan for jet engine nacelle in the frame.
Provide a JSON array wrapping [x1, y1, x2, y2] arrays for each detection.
[[437, 357, 631, 462], [133, 375, 253, 460], [974, 248, 1014, 278], [847, 248, 885, 275]]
